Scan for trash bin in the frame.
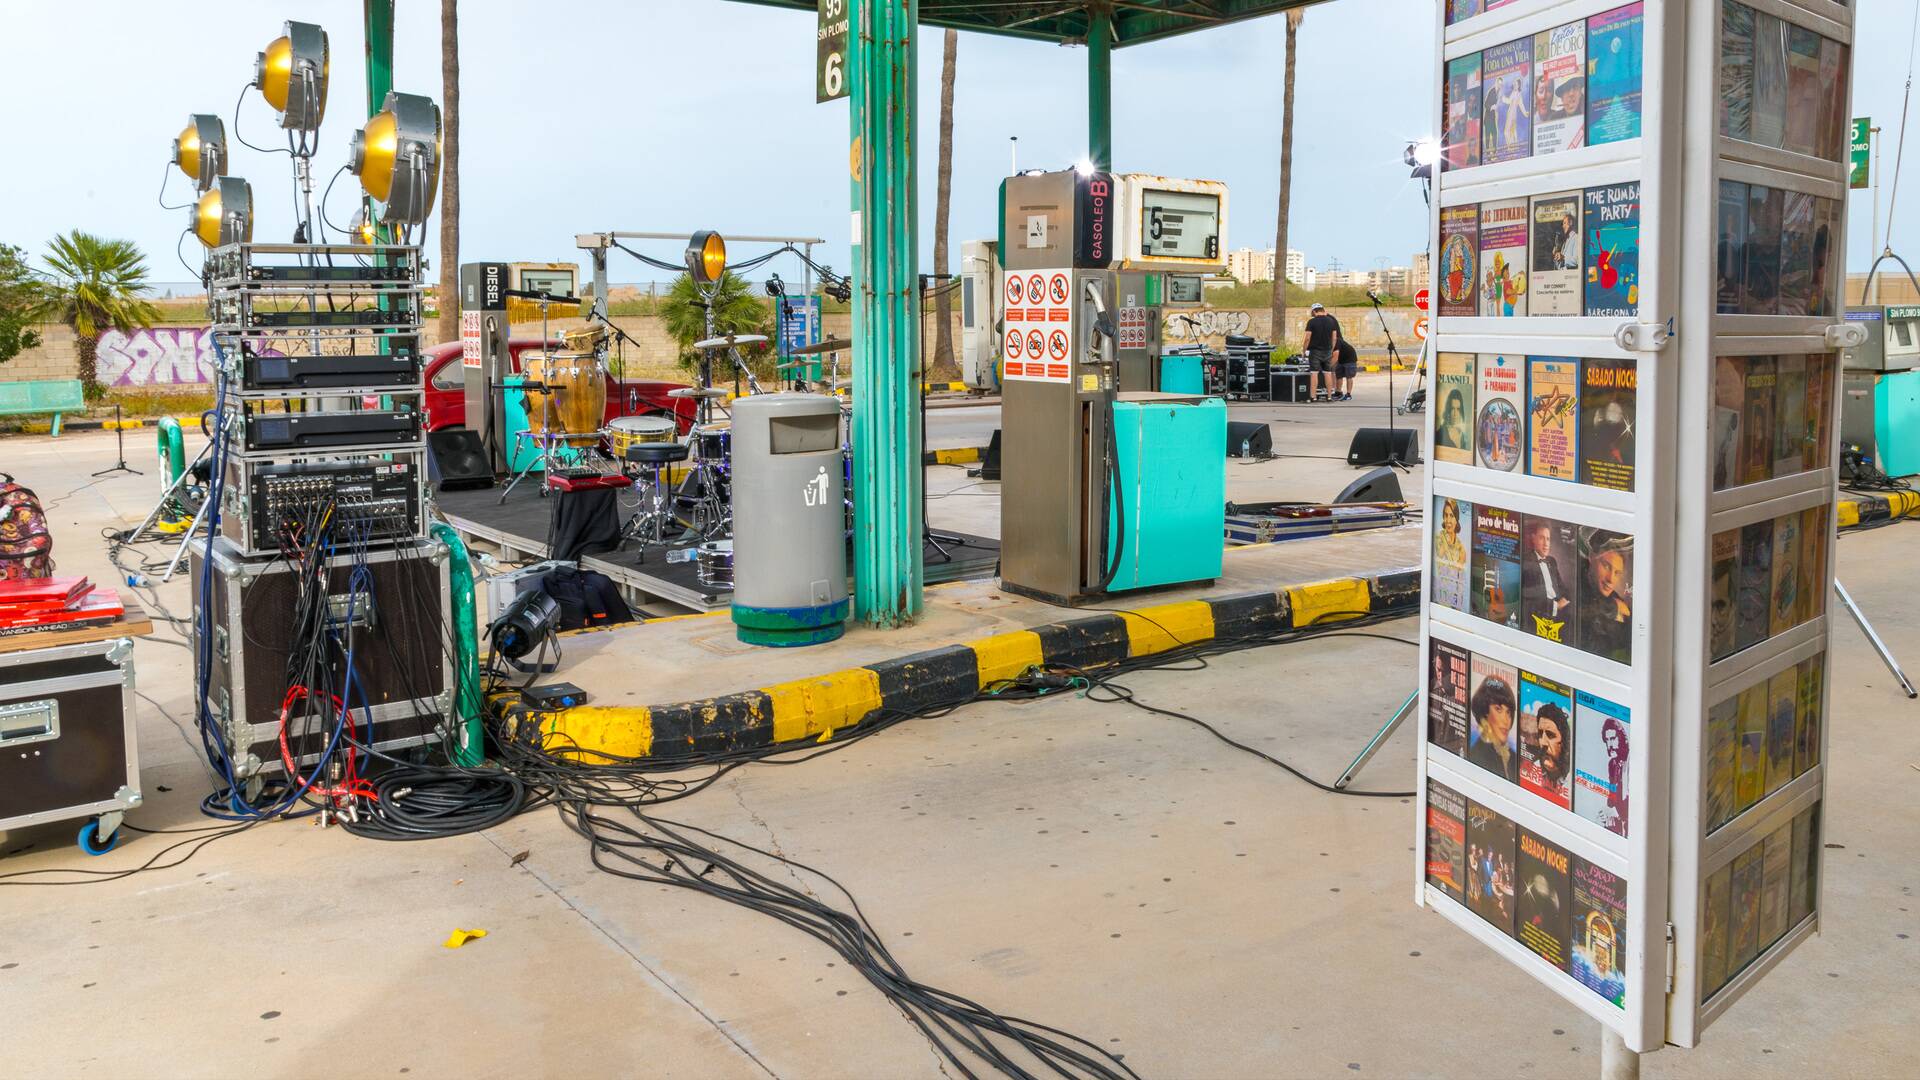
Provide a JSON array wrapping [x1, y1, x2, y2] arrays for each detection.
[[728, 393, 849, 646]]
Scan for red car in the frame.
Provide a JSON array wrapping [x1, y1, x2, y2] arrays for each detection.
[[421, 339, 698, 434]]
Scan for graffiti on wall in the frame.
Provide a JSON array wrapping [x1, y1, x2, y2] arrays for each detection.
[[1161, 308, 1252, 340], [95, 327, 218, 387]]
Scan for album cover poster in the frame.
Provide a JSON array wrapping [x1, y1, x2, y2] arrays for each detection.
[[1429, 638, 1471, 756], [1444, 52, 1484, 169], [1711, 528, 1740, 661], [1735, 683, 1769, 811], [1533, 21, 1587, 156], [1447, 0, 1485, 27], [1480, 199, 1530, 317], [1586, 3, 1644, 146], [1742, 184, 1783, 314], [1765, 667, 1798, 797], [1472, 505, 1524, 630], [1818, 197, 1845, 319], [1583, 183, 1640, 316], [1758, 821, 1793, 946], [1516, 829, 1574, 970], [1482, 38, 1534, 165], [1701, 863, 1732, 999], [1729, 843, 1764, 971], [1788, 805, 1816, 927], [1783, 23, 1825, 158], [1521, 515, 1581, 648], [1713, 356, 1746, 490], [1802, 353, 1833, 470], [1434, 353, 1476, 463], [1426, 779, 1469, 902], [1819, 39, 1851, 160], [1440, 205, 1480, 317], [1798, 504, 1828, 622], [1518, 670, 1575, 809], [1796, 803, 1821, 923], [1794, 654, 1823, 777], [1571, 859, 1627, 1007], [1716, 180, 1749, 313], [1578, 357, 1636, 490], [1433, 496, 1472, 612], [1750, 9, 1789, 150], [1476, 353, 1525, 472], [1529, 192, 1583, 315], [1577, 528, 1633, 664], [1735, 519, 1774, 653], [1739, 356, 1777, 486], [1813, 351, 1838, 468], [1527, 357, 1579, 481], [1466, 799, 1519, 933], [1777, 193, 1816, 318], [1769, 511, 1801, 638], [1705, 697, 1739, 832], [1773, 354, 1808, 477], [1468, 654, 1521, 782], [1573, 690, 1629, 837], [1719, 0, 1754, 141]]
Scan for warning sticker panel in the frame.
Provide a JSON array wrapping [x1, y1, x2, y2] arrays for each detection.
[[1116, 306, 1148, 350], [1002, 268, 1073, 383]]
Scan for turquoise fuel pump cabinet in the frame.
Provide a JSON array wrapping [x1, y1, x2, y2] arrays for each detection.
[[1105, 397, 1226, 590]]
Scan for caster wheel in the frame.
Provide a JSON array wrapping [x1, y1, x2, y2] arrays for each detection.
[[78, 820, 120, 856]]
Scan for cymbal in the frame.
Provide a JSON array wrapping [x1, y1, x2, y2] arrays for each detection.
[[693, 333, 769, 351], [667, 386, 731, 400], [789, 337, 851, 356]]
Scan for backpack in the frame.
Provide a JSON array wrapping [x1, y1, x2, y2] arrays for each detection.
[[0, 472, 54, 580]]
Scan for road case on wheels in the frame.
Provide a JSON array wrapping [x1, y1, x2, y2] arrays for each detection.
[[0, 637, 143, 854]]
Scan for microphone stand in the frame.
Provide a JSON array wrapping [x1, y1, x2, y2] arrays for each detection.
[[1367, 291, 1399, 439], [92, 403, 142, 477]]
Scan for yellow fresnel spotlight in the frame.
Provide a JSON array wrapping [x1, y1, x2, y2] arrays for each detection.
[[254, 20, 329, 133], [348, 92, 442, 227], [190, 177, 254, 248], [686, 231, 727, 285], [171, 114, 227, 193], [347, 206, 377, 245]]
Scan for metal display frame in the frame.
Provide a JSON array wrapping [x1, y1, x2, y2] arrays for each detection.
[[1414, 0, 1854, 1054]]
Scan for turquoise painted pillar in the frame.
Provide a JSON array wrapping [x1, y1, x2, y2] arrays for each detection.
[[1088, 8, 1113, 173], [848, 0, 924, 628]]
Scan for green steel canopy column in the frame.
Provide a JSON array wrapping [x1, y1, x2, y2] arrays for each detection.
[[848, 0, 925, 627], [1087, 6, 1113, 173], [362, 1, 395, 242]]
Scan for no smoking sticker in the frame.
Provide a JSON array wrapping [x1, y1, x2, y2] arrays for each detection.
[[1005, 329, 1024, 359]]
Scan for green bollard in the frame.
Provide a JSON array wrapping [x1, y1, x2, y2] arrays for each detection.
[[430, 522, 486, 766]]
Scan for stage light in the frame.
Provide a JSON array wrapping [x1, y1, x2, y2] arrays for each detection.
[[686, 231, 727, 285], [1074, 157, 1096, 176], [253, 21, 329, 133], [1409, 138, 1441, 168], [348, 92, 442, 227], [171, 114, 227, 193], [347, 206, 376, 245], [189, 177, 253, 248]]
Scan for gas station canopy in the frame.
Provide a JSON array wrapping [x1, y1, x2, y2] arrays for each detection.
[[736, 0, 1310, 46]]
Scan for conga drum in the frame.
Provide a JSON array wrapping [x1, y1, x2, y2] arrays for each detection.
[[521, 351, 607, 435]]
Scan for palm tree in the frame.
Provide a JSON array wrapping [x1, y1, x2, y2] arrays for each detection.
[[1269, 8, 1304, 349], [35, 231, 159, 401], [929, 28, 960, 382], [658, 271, 773, 380], [438, 0, 461, 344]]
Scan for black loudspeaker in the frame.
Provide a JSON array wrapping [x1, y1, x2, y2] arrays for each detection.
[[979, 429, 1003, 481], [1346, 426, 1421, 467], [1334, 466, 1404, 504], [429, 428, 495, 491], [1226, 420, 1273, 459]]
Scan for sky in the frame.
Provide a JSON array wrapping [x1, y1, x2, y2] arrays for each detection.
[[1, 0, 1915, 288]]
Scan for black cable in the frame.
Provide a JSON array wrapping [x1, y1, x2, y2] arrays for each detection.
[[341, 766, 524, 841], [0, 821, 255, 887], [231, 84, 291, 156], [157, 159, 190, 210]]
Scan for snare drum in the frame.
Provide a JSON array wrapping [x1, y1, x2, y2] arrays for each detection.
[[606, 415, 677, 456], [695, 540, 734, 588], [692, 420, 732, 463]]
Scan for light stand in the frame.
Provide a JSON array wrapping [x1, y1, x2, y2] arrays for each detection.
[[92, 405, 143, 478], [1335, 689, 1418, 789], [1834, 579, 1918, 698]]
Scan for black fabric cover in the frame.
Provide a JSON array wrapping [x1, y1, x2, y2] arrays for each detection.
[[545, 486, 623, 562], [538, 563, 634, 631]]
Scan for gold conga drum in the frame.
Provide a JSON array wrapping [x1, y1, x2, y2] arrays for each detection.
[[521, 351, 607, 436]]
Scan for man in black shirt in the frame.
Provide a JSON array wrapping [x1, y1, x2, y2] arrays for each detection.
[[1302, 302, 1342, 402], [1335, 338, 1360, 401]]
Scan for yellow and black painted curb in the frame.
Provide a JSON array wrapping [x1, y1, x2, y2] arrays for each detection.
[[1837, 488, 1920, 529], [492, 565, 1421, 762], [921, 445, 987, 466]]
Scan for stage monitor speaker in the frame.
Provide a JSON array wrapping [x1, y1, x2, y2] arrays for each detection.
[[429, 428, 495, 491], [1346, 426, 1420, 467], [979, 429, 1002, 481], [1226, 420, 1273, 459], [1334, 466, 1404, 504]]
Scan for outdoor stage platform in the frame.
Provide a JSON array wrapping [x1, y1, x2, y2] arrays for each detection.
[[436, 483, 1001, 614]]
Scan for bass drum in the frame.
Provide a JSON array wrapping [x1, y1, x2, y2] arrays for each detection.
[[606, 415, 677, 457], [522, 351, 606, 435]]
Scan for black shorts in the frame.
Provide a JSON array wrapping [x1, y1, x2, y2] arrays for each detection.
[[1336, 361, 1358, 379], [1308, 348, 1334, 373]]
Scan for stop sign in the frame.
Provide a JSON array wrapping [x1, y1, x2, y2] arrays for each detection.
[[1414, 288, 1431, 312]]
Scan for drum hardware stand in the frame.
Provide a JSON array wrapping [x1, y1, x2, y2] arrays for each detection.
[[1835, 579, 1918, 698], [117, 438, 213, 582], [92, 404, 143, 477], [1334, 688, 1419, 790]]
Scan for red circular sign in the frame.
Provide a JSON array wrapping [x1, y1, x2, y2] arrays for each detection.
[[1414, 287, 1431, 312], [1005, 328, 1024, 359], [1048, 273, 1069, 304], [1027, 275, 1046, 307], [1006, 276, 1024, 305], [1048, 329, 1069, 360], [1026, 329, 1045, 358]]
